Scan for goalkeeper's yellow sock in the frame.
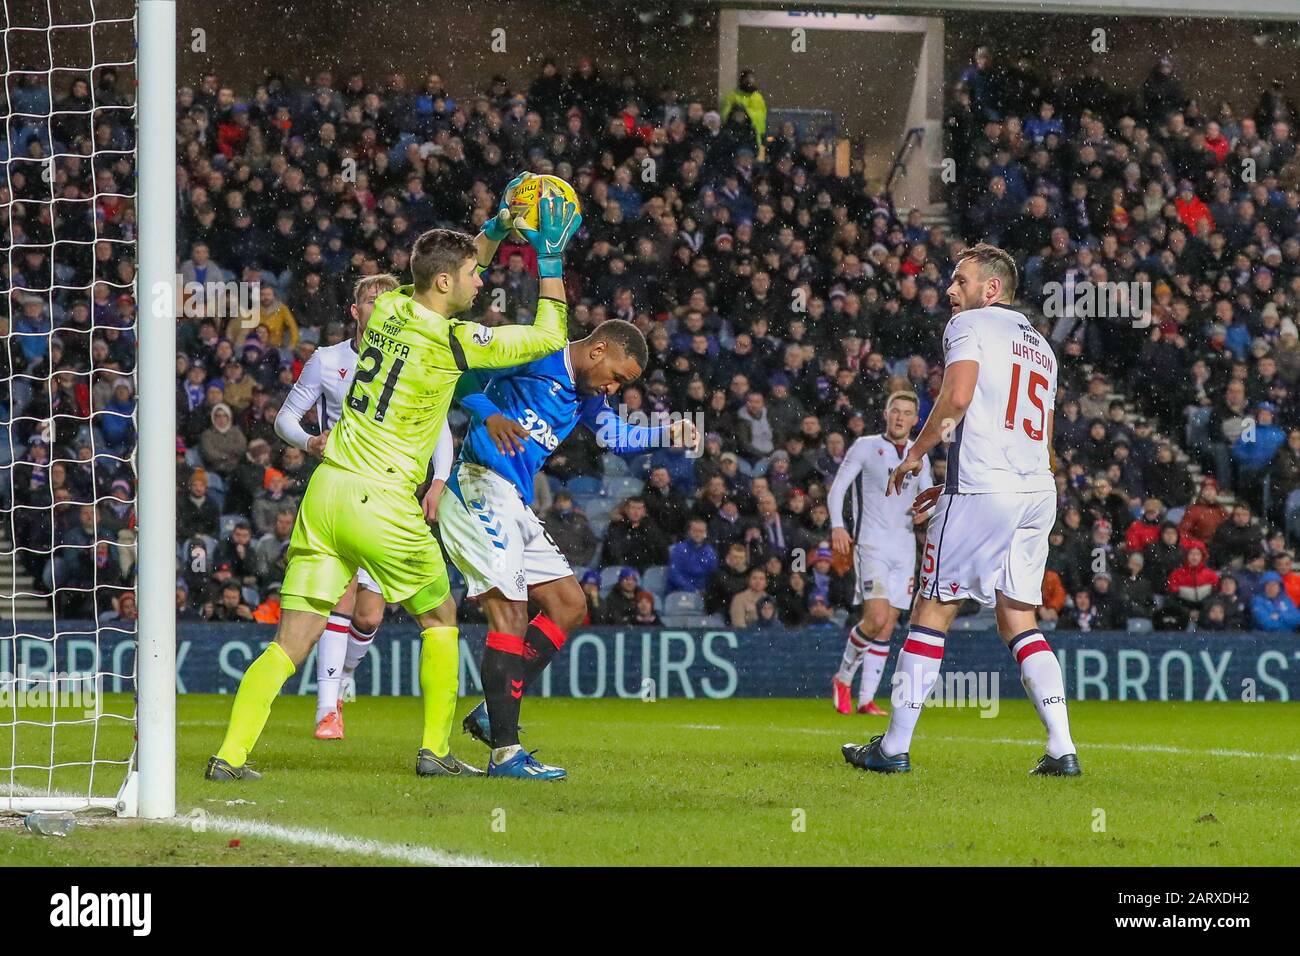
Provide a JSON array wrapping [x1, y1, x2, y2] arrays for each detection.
[[215, 642, 296, 767], [419, 626, 460, 757]]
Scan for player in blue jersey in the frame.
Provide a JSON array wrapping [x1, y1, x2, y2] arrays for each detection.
[[437, 319, 697, 780]]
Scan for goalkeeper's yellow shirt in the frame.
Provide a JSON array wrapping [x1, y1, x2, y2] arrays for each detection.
[[324, 288, 568, 491]]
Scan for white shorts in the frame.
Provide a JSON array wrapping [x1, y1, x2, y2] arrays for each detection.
[[356, 567, 382, 595], [853, 545, 915, 610], [437, 462, 571, 601], [918, 490, 1054, 608]]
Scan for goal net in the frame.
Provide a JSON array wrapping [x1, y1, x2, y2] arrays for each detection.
[[0, 0, 173, 817]]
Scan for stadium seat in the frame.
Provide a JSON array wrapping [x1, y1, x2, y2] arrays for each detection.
[[1126, 617, 1154, 634], [599, 566, 625, 592], [581, 496, 615, 526], [602, 475, 643, 499], [664, 591, 704, 617], [218, 513, 243, 540], [641, 565, 667, 596], [566, 475, 602, 496], [601, 455, 629, 476], [662, 613, 709, 628]]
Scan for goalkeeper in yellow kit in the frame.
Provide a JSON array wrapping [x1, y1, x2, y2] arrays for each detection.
[[206, 181, 582, 781]]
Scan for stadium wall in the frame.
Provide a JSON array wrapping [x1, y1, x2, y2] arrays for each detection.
[[6, 625, 1298, 702], [175, 0, 721, 103], [172, 1, 1298, 131]]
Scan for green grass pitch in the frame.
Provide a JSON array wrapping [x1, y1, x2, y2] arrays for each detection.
[[3, 694, 1297, 866]]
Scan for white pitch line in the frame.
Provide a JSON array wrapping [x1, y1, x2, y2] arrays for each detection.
[[4, 782, 517, 866], [163, 813, 520, 867], [608, 720, 1300, 763]]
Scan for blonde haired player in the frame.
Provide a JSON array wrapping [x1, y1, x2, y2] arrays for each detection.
[[275, 273, 453, 740], [827, 391, 932, 716], [843, 243, 1080, 776]]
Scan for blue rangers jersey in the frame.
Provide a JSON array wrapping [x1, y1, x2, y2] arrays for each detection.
[[455, 348, 668, 505]]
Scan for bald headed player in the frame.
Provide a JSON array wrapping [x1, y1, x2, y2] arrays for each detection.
[[438, 321, 697, 779], [844, 243, 1080, 776]]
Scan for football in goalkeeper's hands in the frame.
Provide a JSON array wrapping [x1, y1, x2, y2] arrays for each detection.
[[508, 174, 580, 240]]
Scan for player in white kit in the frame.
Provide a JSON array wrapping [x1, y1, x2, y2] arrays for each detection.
[[843, 243, 1080, 776], [275, 273, 452, 739], [827, 391, 933, 716]]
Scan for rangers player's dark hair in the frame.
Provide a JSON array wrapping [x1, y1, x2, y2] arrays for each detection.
[[591, 319, 649, 370], [956, 242, 1018, 300]]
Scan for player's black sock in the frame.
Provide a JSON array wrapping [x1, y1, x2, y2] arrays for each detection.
[[521, 613, 569, 687], [482, 632, 525, 748]]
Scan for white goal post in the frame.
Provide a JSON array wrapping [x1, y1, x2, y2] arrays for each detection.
[[135, 0, 176, 821], [1, 0, 174, 818]]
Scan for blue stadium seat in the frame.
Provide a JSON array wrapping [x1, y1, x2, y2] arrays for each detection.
[[600, 566, 625, 593], [602, 475, 644, 499], [641, 565, 667, 597], [664, 591, 704, 617], [218, 514, 244, 541], [601, 455, 629, 476], [581, 497, 616, 526], [1126, 617, 1153, 634], [566, 475, 602, 496]]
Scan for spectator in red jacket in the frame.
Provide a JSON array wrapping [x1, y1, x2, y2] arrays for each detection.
[[1167, 545, 1220, 614], [1173, 179, 1213, 234], [1179, 478, 1228, 543], [1124, 497, 1166, 554]]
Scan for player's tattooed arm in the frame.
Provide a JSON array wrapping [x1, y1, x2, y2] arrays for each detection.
[[889, 360, 978, 496]]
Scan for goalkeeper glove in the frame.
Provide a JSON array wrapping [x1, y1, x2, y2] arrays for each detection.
[[481, 172, 531, 244], [517, 196, 582, 279]]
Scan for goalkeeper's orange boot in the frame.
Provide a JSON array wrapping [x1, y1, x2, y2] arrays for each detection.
[[315, 703, 344, 741], [858, 701, 889, 716], [832, 678, 853, 715]]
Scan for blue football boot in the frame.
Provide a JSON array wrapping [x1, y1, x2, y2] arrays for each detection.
[[487, 747, 567, 781]]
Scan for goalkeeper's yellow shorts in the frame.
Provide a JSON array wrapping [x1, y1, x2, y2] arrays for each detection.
[[280, 462, 450, 617]]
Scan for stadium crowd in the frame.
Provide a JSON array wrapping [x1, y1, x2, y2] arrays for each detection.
[[4, 47, 1300, 633]]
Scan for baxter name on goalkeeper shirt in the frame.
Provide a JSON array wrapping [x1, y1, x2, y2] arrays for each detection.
[[325, 286, 568, 490]]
